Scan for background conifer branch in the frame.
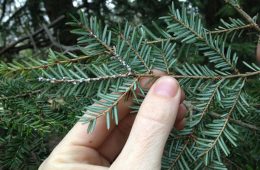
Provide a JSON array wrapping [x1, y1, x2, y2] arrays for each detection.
[[0, 90, 41, 100], [190, 82, 222, 127], [168, 139, 192, 170], [209, 24, 255, 34], [224, 0, 260, 32], [74, 18, 133, 73], [119, 32, 151, 72], [184, 101, 260, 132], [146, 23, 254, 44], [209, 112, 260, 132], [80, 78, 138, 131], [163, 5, 240, 73], [194, 80, 245, 165]]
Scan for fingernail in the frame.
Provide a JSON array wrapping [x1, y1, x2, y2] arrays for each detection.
[[153, 76, 179, 97]]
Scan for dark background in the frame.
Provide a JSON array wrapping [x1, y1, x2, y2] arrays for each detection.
[[0, 0, 259, 60]]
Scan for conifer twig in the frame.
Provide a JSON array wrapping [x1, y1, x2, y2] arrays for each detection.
[[81, 78, 138, 122], [146, 37, 176, 44], [184, 101, 260, 132], [176, 14, 239, 73], [151, 14, 240, 73], [16, 55, 96, 71], [209, 112, 260, 132], [210, 24, 255, 34], [38, 73, 133, 84], [138, 70, 260, 79], [119, 33, 151, 72], [168, 139, 191, 170], [0, 90, 41, 100], [222, 157, 243, 170], [224, 0, 260, 32], [38, 70, 260, 84], [146, 25, 254, 44], [196, 83, 222, 123], [79, 24, 133, 73], [195, 85, 244, 162]]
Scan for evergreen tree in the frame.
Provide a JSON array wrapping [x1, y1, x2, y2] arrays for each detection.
[[0, 0, 260, 169]]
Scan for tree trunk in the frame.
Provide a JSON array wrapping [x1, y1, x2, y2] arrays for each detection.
[[43, 0, 77, 46]]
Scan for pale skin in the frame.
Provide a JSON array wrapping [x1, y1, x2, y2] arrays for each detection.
[[39, 70, 187, 170]]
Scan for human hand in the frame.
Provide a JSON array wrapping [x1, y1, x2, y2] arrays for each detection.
[[39, 71, 187, 170]]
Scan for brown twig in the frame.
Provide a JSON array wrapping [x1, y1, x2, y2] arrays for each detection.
[[193, 86, 244, 163], [78, 23, 133, 73], [146, 37, 176, 44], [168, 139, 191, 170], [38, 73, 133, 84], [136, 70, 260, 80], [0, 90, 41, 100], [37, 69, 260, 85], [120, 33, 151, 72], [0, 15, 65, 55], [80, 78, 139, 123], [148, 15, 240, 73], [146, 25, 253, 45], [209, 112, 260, 132], [7, 54, 100, 74], [222, 156, 243, 170], [42, 24, 78, 52], [184, 101, 260, 132], [210, 23, 255, 34], [224, 0, 260, 32]]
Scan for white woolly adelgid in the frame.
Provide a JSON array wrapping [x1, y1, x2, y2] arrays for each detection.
[[112, 46, 132, 74], [37, 73, 134, 84]]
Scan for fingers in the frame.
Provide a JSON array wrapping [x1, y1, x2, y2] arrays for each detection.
[[99, 94, 186, 162], [54, 70, 166, 150], [97, 115, 136, 162], [175, 103, 186, 122], [180, 89, 186, 102], [175, 90, 186, 130], [56, 97, 132, 150], [112, 76, 181, 169], [98, 76, 186, 162], [175, 118, 186, 130], [39, 159, 108, 170], [139, 70, 166, 88]]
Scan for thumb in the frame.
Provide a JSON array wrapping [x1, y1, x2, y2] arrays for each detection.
[[112, 76, 181, 170]]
